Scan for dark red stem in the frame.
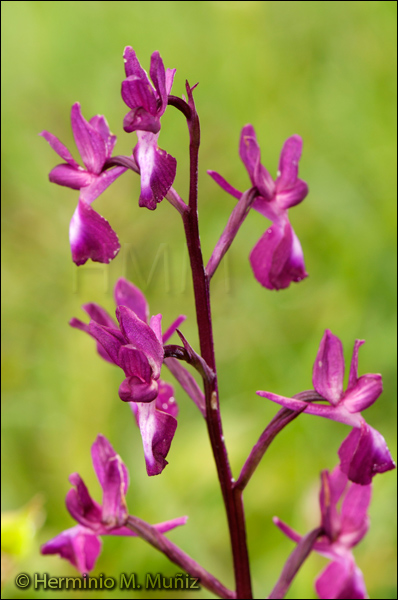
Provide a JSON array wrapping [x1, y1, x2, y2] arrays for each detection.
[[171, 85, 253, 599]]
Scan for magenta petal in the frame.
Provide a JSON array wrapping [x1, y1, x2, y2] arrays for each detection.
[[313, 329, 345, 405], [91, 435, 129, 497], [116, 306, 164, 377], [40, 130, 80, 168], [149, 51, 166, 109], [91, 435, 129, 528], [66, 474, 102, 528], [69, 200, 120, 266], [207, 170, 242, 199], [70, 304, 117, 363], [319, 470, 342, 541], [41, 525, 102, 574], [165, 68, 176, 96], [119, 376, 159, 403], [273, 517, 302, 543], [82, 303, 116, 329], [276, 135, 303, 191], [257, 390, 359, 427], [155, 380, 179, 418], [315, 559, 368, 600], [249, 221, 307, 290], [71, 103, 106, 174], [118, 345, 152, 382], [123, 107, 161, 134], [343, 374, 383, 413], [123, 46, 146, 78], [130, 400, 177, 476], [338, 424, 396, 485], [239, 124, 261, 185], [89, 115, 116, 160], [114, 278, 149, 323], [121, 77, 157, 115], [48, 164, 94, 189], [88, 321, 124, 364], [276, 178, 308, 209], [348, 339, 365, 389], [134, 132, 177, 210], [339, 481, 371, 548]]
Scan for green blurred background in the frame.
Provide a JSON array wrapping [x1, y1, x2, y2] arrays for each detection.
[[2, 1, 396, 598]]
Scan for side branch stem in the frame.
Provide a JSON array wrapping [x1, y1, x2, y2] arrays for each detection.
[[126, 516, 235, 599]]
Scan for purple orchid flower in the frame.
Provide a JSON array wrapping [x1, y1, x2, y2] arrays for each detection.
[[258, 329, 395, 484], [274, 466, 371, 599], [121, 47, 177, 210], [70, 278, 186, 475], [208, 124, 308, 290], [41, 435, 187, 573], [40, 103, 127, 266]]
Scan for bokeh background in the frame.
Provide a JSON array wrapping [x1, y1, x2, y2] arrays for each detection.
[[2, 1, 396, 598]]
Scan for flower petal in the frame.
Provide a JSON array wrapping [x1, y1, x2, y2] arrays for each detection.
[[130, 400, 177, 476], [315, 559, 368, 600], [48, 164, 94, 189], [343, 374, 383, 413], [69, 200, 120, 266], [88, 321, 124, 365], [123, 46, 147, 79], [40, 130, 80, 168], [207, 170, 242, 200], [249, 221, 307, 290], [339, 480, 371, 548], [276, 178, 308, 209], [165, 68, 176, 96], [239, 124, 274, 198], [116, 306, 164, 377], [89, 115, 116, 160], [41, 525, 102, 574], [119, 375, 159, 403], [239, 125, 260, 184], [155, 380, 179, 418], [347, 339, 365, 389], [257, 390, 360, 427], [91, 435, 129, 528], [276, 135, 303, 191], [114, 278, 149, 323], [121, 76, 158, 115], [66, 473, 102, 529], [149, 51, 166, 109], [134, 132, 177, 210], [70, 304, 117, 363], [118, 345, 153, 382], [338, 424, 396, 485], [123, 107, 161, 134], [71, 103, 106, 174], [313, 329, 345, 405]]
